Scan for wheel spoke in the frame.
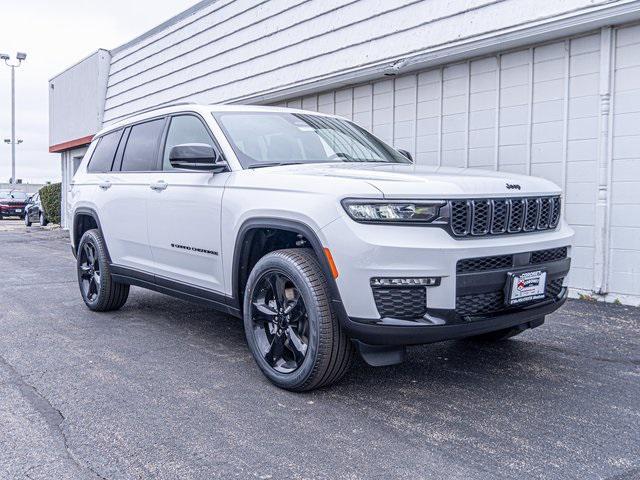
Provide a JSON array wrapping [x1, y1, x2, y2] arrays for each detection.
[[285, 327, 307, 365], [84, 243, 95, 265], [79, 264, 92, 279], [266, 273, 287, 311], [265, 333, 285, 367], [87, 277, 97, 299], [274, 274, 287, 310], [93, 272, 101, 288], [252, 301, 277, 326]]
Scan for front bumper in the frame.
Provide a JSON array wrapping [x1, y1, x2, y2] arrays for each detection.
[[322, 215, 573, 345], [0, 207, 26, 217]]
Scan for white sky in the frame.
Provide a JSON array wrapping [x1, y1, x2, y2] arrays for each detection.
[[0, 0, 200, 184]]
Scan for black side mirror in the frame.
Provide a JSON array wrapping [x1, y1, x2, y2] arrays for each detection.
[[169, 143, 227, 172], [397, 148, 413, 162]]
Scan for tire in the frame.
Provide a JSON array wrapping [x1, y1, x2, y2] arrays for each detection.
[[24, 214, 32, 227], [39, 212, 48, 226], [243, 248, 354, 391], [77, 229, 129, 312]]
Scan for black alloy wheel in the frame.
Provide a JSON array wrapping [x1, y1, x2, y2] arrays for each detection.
[[250, 271, 309, 373], [243, 249, 354, 391], [79, 240, 101, 303], [76, 229, 129, 311]]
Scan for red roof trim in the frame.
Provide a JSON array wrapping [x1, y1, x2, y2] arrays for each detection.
[[49, 134, 94, 153]]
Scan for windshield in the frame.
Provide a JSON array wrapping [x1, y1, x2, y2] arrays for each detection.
[[213, 112, 411, 168], [0, 190, 28, 200]]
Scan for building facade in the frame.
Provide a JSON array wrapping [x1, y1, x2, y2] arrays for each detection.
[[49, 0, 640, 305]]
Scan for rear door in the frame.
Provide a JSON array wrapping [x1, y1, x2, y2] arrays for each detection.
[[97, 118, 166, 272], [145, 113, 228, 293]]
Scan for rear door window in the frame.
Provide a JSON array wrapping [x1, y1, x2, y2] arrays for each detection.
[[120, 118, 165, 172], [87, 130, 123, 173]]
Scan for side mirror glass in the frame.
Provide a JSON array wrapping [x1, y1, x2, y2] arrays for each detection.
[[396, 148, 413, 162], [169, 143, 227, 172]]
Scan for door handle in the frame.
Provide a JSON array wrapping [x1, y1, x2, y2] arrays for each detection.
[[150, 181, 168, 191], [98, 181, 111, 190]]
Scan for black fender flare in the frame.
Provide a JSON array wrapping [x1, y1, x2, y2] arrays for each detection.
[[229, 217, 348, 324], [72, 207, 112, 262]]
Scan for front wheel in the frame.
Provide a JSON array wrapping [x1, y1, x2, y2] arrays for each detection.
[[243, 249, 354, 391], [24, 214, 32, 227], [39, 212, 48, 226], [77, 229, 129, 311]]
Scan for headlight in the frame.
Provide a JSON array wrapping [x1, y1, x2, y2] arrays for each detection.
[[341, 199, 445, 223]]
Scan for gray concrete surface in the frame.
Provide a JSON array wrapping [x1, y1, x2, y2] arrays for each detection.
[[0, 223, 638, 480]]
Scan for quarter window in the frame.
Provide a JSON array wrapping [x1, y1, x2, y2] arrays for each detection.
[[163, 115, 216, 170], [120, 118, 165, 172], [87, 130, 122, 173]]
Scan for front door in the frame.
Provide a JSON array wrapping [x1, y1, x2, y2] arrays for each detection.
[[146, 114, 228, 294]]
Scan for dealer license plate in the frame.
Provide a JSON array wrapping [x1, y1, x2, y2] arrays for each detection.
[[506, 270, 547, 305]]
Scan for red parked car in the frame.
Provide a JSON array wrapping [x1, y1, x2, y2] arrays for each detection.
[[0, 189, 30, 219]]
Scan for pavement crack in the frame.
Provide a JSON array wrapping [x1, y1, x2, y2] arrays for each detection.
[[0, 353, 105, 479]]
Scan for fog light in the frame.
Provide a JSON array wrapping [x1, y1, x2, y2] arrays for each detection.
[[370, 277, 441, 287]]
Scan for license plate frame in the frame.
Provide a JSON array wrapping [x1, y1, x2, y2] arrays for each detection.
[[505, 269, 547, 306]]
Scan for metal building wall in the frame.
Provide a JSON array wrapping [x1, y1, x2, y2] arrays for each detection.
[[273, 26, 639, 304], [101, 0, 628, 124]]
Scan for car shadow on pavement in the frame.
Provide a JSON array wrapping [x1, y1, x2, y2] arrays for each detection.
[[117, 289, 579, 399]]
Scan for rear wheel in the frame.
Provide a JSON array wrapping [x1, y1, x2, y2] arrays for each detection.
[[243, 249, 354, 391], [77, 229, 129, 311]]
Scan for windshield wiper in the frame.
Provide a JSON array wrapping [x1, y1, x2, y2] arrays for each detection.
[[247, 162, 304, 169]]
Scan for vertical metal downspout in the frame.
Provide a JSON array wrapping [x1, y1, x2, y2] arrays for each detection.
[[593, 27, 615, 295]]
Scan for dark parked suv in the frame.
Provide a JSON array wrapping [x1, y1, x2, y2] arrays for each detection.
[[0, 190, 29, 219], [24, 191, 48, 227]]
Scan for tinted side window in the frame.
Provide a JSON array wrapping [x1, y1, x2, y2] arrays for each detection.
[[87, 131, 122, 173], [163, 115, 216, 170], [120, 119, 165, 172]]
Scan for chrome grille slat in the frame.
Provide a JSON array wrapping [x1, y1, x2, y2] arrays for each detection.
[[449, 196, 560, 237]]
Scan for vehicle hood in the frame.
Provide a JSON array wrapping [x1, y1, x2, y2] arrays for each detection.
[[255, 163, 560, 198], [0, 199, 27, 206]]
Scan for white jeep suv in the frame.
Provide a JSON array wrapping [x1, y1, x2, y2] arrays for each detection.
[[70, 104, 573, 391]]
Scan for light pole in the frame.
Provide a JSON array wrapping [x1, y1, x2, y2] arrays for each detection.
[[1, 52, 26, 184]]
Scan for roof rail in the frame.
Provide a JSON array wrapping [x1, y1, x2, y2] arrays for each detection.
[[113, 101, 198, 124]]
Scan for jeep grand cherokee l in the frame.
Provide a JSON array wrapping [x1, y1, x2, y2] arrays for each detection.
[[69, 104, 573, 391]]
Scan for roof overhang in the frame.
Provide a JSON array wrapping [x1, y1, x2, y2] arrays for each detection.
[[49, 135, 94, 153]]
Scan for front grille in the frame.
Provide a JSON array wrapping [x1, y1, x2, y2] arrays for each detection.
[[456, 247, 568, 274], [456, 291, 504, 316], [531, 246, 568, 264], [448, 196, 561, 237], [545, 278, 564, 298], [456, 277, 565, 317], [372, 287, 427, 319], [457, 255, 513, 274]]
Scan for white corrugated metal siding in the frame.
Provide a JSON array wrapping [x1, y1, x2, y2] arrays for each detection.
[[102, 0, 626, 123], [272, 27, 639, 304]]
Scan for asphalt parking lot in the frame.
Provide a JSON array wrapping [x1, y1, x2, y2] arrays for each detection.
[[0, 220, 638, 480]]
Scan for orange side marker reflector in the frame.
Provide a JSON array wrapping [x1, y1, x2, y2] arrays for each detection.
[[323, 247, 339, 279]]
